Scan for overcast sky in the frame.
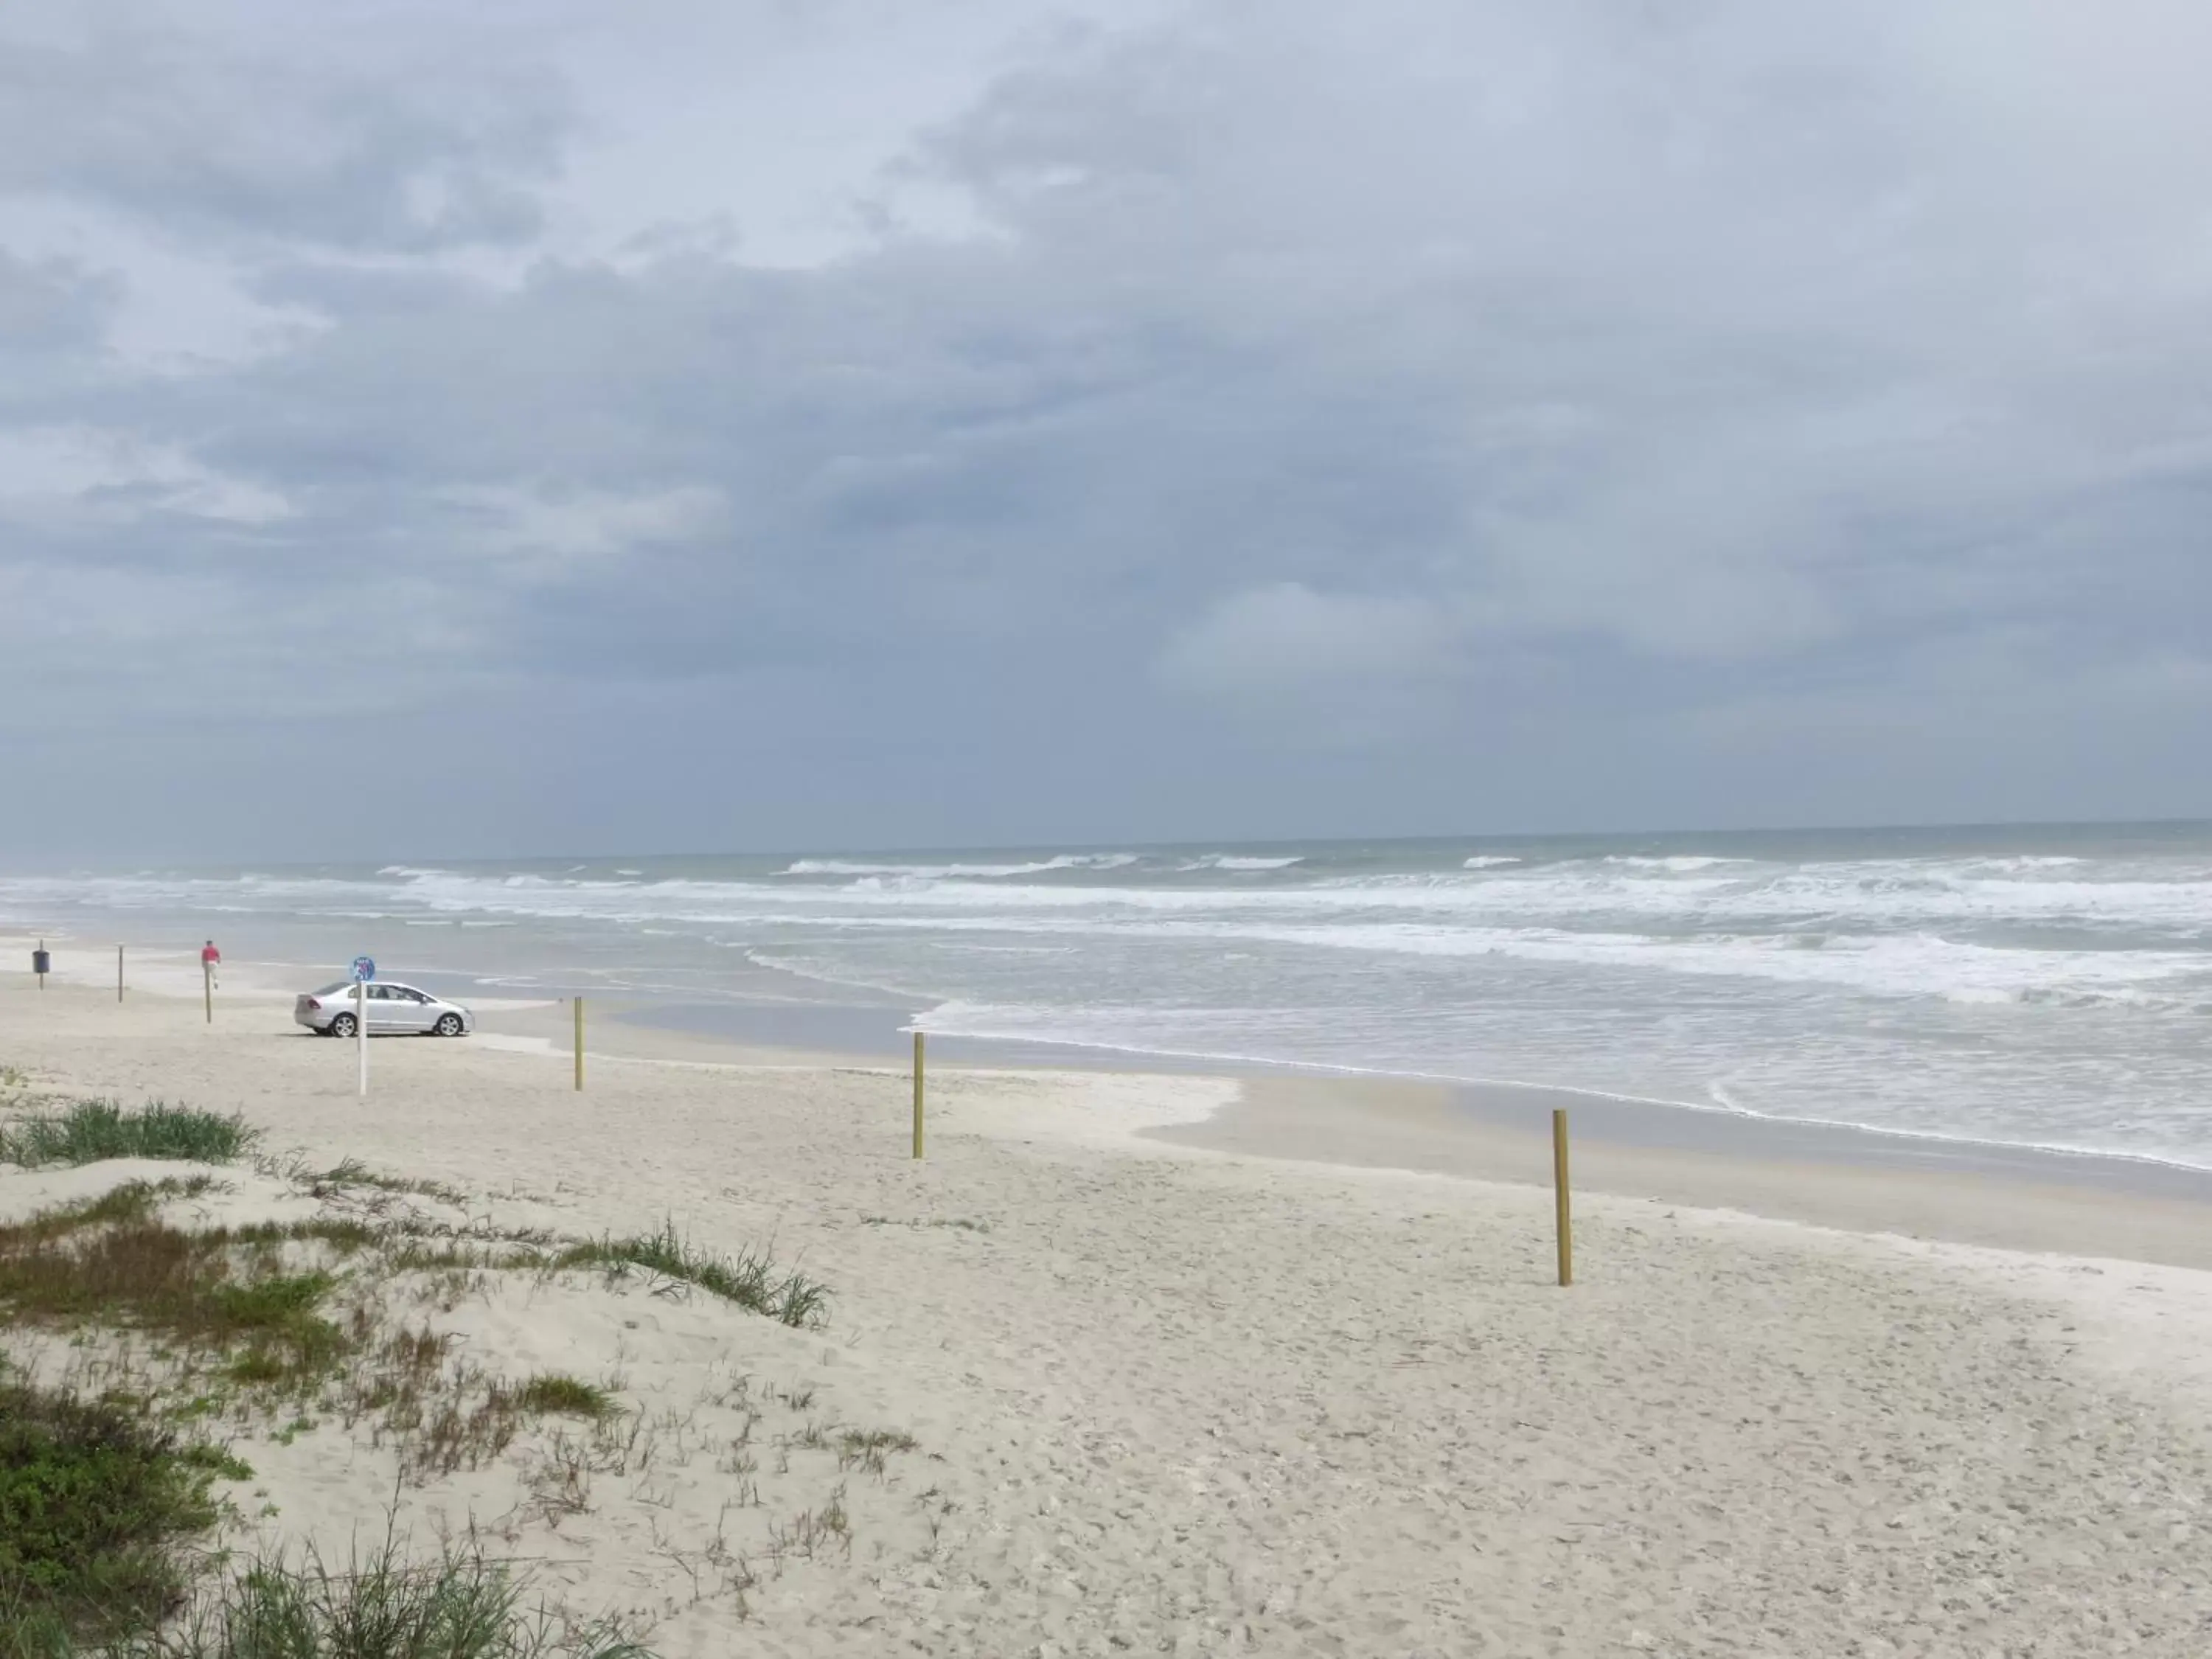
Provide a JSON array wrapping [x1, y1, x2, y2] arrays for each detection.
[[4, 0, 2210, 861]]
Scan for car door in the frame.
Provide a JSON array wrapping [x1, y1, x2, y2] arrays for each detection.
[[388, 984, 437, 1032], [365, 984, 408, 1032]]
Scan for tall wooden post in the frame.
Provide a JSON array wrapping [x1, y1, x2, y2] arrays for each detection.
[[118, 945, 125, 1004], [1553, 1109, 1573, 1287], [574, 996, 585, 1091], [911, 1030, 925, 1160], [203, 959, 212, 1024]]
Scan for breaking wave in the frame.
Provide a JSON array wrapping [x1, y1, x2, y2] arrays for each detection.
[[10, 825, 2212, 1165]]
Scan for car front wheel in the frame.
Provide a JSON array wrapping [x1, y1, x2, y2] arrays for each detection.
[[434, 1013, 463, 1037], [328, 1012, 358, 1038]]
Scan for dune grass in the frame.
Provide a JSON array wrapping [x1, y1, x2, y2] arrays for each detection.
[[833, 1427, 919, 1478], [0, 1208, 347, 1391], [141, 1537, 656, 1659], [551, 1223, 828, 1329], [1, 1181, 219, 1251], [0, 1405, 653, 1658], [513, 1376, 615, 1421], [0, 1380, 246, 1652], [0, 1106, 815, 1652], [292, 1159, 472, 1210], [0, 1102, 257, 1169], [1, 1370, 651, 1656]]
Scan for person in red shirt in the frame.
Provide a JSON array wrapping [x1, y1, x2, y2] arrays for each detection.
[[201, 939, 220, 990]]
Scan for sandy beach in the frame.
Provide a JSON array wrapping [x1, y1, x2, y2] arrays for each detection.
[[10, 946, 2212, 1655]]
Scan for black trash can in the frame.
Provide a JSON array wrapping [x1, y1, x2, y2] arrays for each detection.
[[32, 948, 51, 976]]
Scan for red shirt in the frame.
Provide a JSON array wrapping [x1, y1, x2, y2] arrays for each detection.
[[201, 946, 220, 964]]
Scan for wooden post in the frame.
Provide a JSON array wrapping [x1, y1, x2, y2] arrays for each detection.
[[1553, 1108, 1573, 1287], [574, 996, 585, 1091], [118, 945, 125, 1004], [35, 939, 45, 990], [203, 959, 212, 1024], [911, 1030, 925, 1160]]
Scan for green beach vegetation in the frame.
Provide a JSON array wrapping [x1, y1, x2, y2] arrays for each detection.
[[0, 1102, 257, 1169], [0, 1091, 856, 1654], [552, 1222, 829, 1329]]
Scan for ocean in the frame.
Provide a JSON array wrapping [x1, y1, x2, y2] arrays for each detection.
[[6, 821, 2212, 1169]]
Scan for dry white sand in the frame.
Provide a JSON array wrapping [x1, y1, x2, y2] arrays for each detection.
[[9, 947, 2212, 1655]]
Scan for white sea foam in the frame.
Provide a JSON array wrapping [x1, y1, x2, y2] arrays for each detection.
[[1602, 855, 1753, 872], [16, 858, 2212, 945], [11, 835, 2212, 1166], [1197, 920, 2210, 1001], [928, 942, 1080, 956], [780, 854, 1139, 879]]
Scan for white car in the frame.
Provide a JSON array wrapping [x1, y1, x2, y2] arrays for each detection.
[[295, 980, 473, 1038]]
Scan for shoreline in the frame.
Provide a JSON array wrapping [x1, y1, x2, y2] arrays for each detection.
[[611, 989, 2212, 1200], [608, 988, 2212, 1262], [26, 936, 2212, 1268], [1161, 1074, 2212, 1271], [20, 927, 2212, 1200]]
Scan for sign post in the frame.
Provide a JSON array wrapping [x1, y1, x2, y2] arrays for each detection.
[[352, 956, 375, 1098]]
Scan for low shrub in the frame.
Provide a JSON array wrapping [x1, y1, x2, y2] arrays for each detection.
[[0, 1381, 240, 1650]]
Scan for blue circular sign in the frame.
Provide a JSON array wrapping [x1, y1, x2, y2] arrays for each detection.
[[351, 956, 376, 982]]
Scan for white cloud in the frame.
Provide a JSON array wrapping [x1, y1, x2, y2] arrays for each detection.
[[0, 426, 294, 525], [441, 482, 728, 571], [1158, 583, 1455, 695]]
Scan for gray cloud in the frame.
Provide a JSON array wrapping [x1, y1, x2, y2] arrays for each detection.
[[0, 4, 565, 253], [0, 250, 116, 359], [3, 0, 2211, 857], [1158, 585, 1458, 693]]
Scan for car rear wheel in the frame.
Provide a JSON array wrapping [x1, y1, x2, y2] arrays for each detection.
[[434, 1013, 463, 1037], [328, 1012, 358, 1038]]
